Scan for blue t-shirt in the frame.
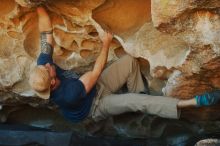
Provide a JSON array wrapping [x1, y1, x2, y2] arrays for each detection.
[[37, 53, 96, 122]]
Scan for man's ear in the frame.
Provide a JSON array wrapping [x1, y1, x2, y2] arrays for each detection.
[[45, 63, 50, 67], [51, 78, 56, 85]]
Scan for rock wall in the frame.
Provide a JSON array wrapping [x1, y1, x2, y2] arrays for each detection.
[[1, 0, 220, 119], [151, 0, 220, 98]]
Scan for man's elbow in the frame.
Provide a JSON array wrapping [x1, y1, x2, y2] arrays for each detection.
[[79, 71, 99, 94]]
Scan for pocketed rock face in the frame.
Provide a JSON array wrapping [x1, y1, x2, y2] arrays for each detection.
[[0, 1, 33, 96], [1, 0, 220, 121]]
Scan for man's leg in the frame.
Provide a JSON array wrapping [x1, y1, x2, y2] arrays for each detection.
[[91, 55, 146, 119], [98, 55, 145, 94], [177, 98, 197, 108], [93, 93, 180, 121]]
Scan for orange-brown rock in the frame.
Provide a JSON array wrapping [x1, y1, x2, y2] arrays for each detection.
[[92, 0, 151, 39]]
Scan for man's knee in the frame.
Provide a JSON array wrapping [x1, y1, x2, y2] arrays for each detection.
[[121, 55, 139, 69]]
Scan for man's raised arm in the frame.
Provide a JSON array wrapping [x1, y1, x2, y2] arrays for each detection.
[[37, 7, 53, 54], [79, 32, 113, 94]]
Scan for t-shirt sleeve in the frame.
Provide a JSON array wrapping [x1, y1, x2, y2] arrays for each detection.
[[37, 53, 53, 65], [63, 80, 87, 106]]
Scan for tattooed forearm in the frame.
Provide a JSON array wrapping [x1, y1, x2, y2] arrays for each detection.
[[40, 31, 53, 55]]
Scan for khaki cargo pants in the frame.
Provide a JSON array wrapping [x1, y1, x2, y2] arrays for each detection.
[[89, 55, 180, 122]]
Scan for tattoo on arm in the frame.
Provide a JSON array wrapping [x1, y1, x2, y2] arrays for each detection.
[[40, 31, 53, 55]]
